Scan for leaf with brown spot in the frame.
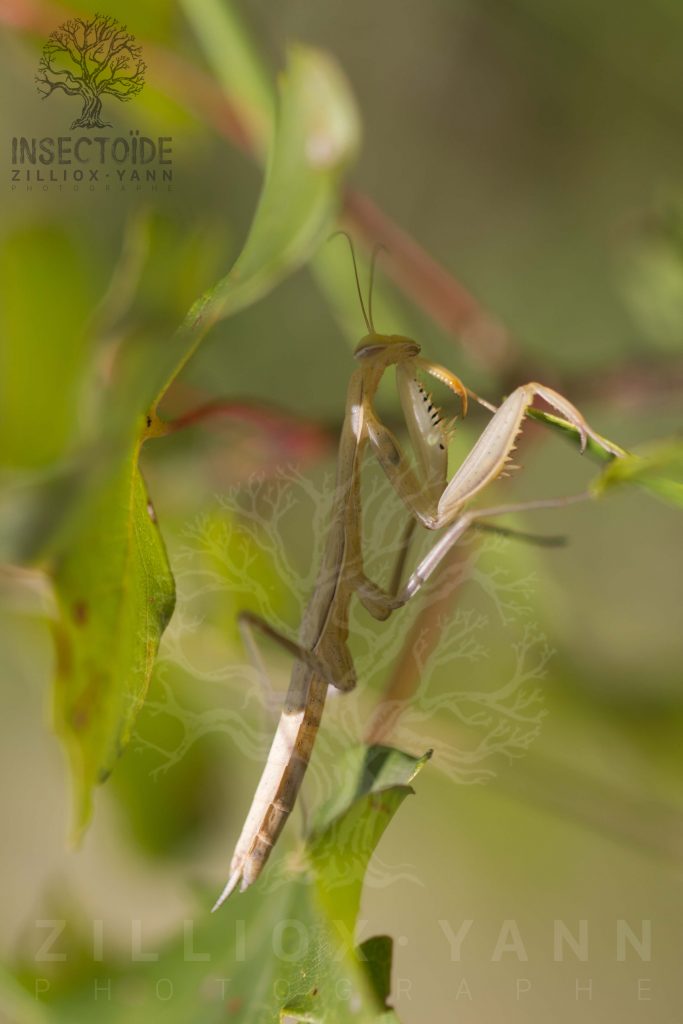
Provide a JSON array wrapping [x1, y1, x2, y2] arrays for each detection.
[[52, 453, 175, 839]]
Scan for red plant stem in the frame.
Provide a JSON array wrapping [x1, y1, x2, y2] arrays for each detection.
[[161, 399, 334, 463]]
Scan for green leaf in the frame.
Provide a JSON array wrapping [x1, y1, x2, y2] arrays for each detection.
[[51, 452, 175, 838], [274, 745, 429, 1022], [522, 409, 683, 508], [310, 744, 432, 838], [592, 438, 683, 507]]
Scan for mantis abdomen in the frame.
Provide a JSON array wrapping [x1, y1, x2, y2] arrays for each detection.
[[213, 665, 328, 907]]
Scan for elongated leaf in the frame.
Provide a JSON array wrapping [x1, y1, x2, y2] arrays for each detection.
[[51, 453, 175, 837], [179, 0, 274, 154], [145, 44, 359, 411], [279, 745, 429, 1022]]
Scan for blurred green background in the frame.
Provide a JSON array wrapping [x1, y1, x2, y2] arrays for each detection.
[[1, 1, 682, 1021]]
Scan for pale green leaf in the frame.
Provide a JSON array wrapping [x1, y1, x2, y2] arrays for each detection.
[[179, 0, 275, 155], [592, 438, 683, 507]]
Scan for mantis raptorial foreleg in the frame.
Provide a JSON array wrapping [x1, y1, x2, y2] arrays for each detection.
[[436, 383, 623, 522], [364, 382, 621, 531]]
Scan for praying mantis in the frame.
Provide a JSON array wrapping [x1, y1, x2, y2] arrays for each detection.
[[212, 239, 623, 909]]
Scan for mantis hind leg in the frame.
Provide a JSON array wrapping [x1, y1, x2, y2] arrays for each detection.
[[237, 611, 356, 693]]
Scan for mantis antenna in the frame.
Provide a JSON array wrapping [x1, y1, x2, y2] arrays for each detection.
[[330, 230, 371, 332]]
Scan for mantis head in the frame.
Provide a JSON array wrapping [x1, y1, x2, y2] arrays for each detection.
[[335, 230, 468, 501]]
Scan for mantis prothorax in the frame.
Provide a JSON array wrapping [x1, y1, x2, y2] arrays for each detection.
[[212, 238, 622, 909]]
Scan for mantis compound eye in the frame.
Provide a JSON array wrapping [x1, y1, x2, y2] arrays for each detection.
[[354, 335, 420, 361], [354, 338, 385, 359]]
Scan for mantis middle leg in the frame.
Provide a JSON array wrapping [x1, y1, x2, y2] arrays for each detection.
[[357, 492, 589, 620]]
